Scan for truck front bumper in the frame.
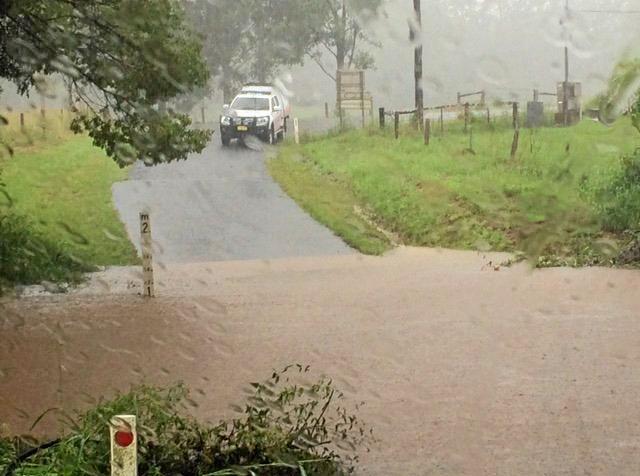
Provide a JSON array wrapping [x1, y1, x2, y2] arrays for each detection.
[[220, 124, 270, 141]]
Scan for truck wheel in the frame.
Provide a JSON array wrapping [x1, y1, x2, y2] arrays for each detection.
[[221, 134, 230, 146]]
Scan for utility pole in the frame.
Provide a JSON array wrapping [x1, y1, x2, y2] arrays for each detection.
[[563, 0, 570, 126], [411, 0, 424, 128]]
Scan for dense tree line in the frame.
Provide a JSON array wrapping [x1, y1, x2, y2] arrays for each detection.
[[0, 0, 384, 164], [183, 0, 383, 102], [1, 0, 211, 166]]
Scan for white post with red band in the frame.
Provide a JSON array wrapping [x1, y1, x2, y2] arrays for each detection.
[[139, 211, 154, 298], [110, 414, 137, 476], [293, 118, 299, 145]]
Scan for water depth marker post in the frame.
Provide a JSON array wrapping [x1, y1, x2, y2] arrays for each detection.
[[139, 211, 154, 298], [110, 415, 137, 476]]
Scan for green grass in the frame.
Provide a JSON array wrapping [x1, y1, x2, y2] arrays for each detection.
[[269, 148, 390, 255], [0, 109, 75, 153], [270, 117, 639, 264], [1, 135, 137, 268]]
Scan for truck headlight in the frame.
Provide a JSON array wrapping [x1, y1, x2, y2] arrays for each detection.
[[256, 117, 269, 127], [220, 116, 232, 126]]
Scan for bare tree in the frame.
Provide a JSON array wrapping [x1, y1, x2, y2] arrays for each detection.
[[411, 0, 423, 127], [309, 0, 383, 82]]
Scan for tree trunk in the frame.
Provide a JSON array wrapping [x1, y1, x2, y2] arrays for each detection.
[[411, 0, 423, 128], [336, 0, 347, 71], [221, 66, 234, 104]]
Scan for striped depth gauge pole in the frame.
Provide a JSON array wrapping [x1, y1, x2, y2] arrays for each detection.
[[139, 211, 154, 297]]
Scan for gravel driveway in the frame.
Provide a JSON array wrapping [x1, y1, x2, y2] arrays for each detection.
[[112, 137, 353, 263]]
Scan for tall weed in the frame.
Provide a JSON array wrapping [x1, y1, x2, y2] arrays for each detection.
[[0, 366, 372, 475], [0, 211, 90, 293], [592, 148, 640, 233]]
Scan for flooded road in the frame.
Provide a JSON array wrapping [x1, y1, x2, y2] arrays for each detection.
[[2, 248, 640, 475]]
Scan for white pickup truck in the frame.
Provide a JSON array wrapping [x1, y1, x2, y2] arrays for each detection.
[[219, 85, 291, 146]]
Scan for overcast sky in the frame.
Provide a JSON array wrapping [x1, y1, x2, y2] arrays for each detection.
[[288, 0, 640, 109], [2, 0, 639, 112]]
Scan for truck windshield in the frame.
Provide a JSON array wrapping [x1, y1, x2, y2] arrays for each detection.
[[231, 97, 270, 111]]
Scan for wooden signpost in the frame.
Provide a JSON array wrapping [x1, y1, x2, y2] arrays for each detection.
[[464, 103, 470, 133], [337, 70, 370, 129], [394, 112, 400, 139], [424, 118, 431, 146], [139, 211, 154, 298]]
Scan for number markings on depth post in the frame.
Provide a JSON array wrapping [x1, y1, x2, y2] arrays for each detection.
[[139, 211, 154, 298]]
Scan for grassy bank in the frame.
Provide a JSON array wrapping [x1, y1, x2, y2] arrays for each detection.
[[0, 368, 369, 475], [270, 118, 639, 265], [0, 131, 137, 290], [0, 108, 76, 153]]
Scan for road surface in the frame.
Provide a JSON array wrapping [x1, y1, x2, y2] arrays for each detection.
[[2, 248, 640, 475], [112, 135, 353, 263]]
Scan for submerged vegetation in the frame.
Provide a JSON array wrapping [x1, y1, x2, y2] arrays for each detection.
[[0, 366, 371, 475]]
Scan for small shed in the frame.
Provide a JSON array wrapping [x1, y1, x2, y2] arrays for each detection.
[[555, 82, 582, 126]]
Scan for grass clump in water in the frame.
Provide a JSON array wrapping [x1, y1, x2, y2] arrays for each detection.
[[0, 365, 372, 475]]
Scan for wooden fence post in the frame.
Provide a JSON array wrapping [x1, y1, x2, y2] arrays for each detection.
[[325, 102, 329, 119], [394, 112, 399, 140], [487, 108, 491, 124], [200, 106, 205, 124], [379, 107, 385, 129], [359, 70, 365, 128], [464, 103, 470, 132], [424, 118, 431, 145], [512, 102, 519, 129], [20, 113, 24, 132], [510, 128, 520, 159], [337, 70, 343, 130], [439, 107, 444, 135], [293, 118, 300, 145], [40, 108, 46, 137]]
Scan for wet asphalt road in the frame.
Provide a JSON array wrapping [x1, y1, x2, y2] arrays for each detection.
[[111, 135, 354, 263]]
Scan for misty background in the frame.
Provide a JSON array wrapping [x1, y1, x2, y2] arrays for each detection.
[[1, 0, 639, 112]]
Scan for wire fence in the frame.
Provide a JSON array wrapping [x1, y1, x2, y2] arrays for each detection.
[[379, 98, 561, 141]]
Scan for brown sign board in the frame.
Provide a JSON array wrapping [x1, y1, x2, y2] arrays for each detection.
[[337, 69, 369, 127], [340, 83, 365, 91], [338, 71, 363, 84], [341, 91, 372, 101], [341, 99, 373, 111]]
